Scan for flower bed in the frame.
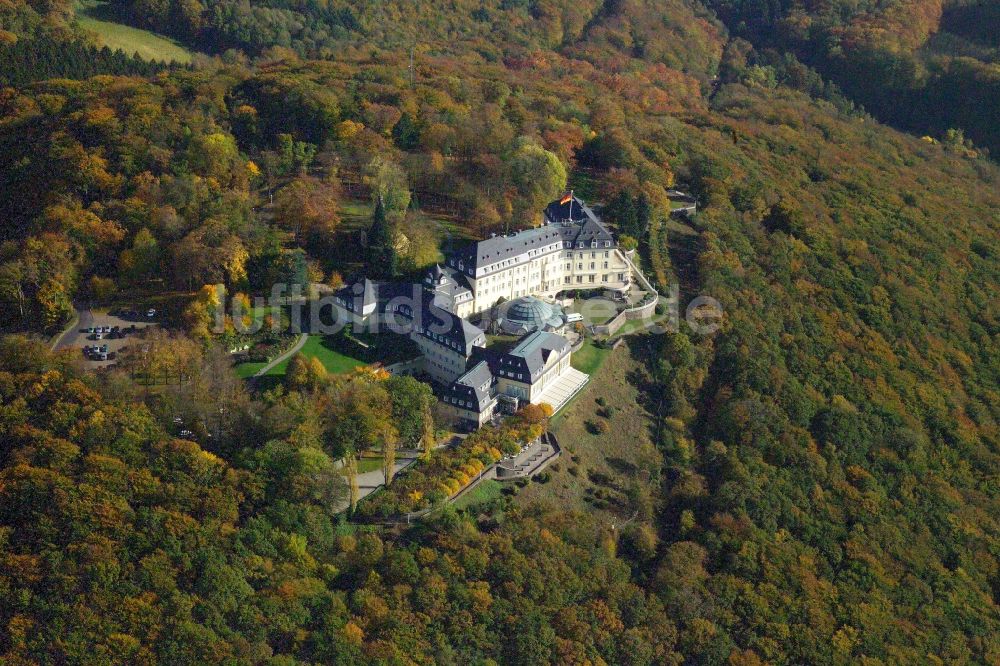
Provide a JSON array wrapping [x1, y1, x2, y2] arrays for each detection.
[[354, 414, 545, 520]]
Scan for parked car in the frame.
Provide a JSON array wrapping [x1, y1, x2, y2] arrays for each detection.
[[146, 308, 157, 318], [93, 332, 103, 340]]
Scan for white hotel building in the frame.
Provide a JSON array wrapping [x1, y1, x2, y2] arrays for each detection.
[[334, 195, 632, 428], [431, 196, 634, 317]]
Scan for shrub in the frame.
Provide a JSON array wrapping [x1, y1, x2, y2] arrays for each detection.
[[586, 419, 611, 434]]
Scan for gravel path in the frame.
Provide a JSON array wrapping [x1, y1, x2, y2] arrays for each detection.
[[250, 332, 308, 382]]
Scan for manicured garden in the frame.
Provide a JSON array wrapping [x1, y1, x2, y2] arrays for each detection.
[[263, 334, 367, 377], [234, 322, 421, 382], [572, 296, 619, 326], [354, 411, 547, 520]]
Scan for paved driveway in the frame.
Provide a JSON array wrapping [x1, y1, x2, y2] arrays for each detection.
[[333, 453, 420, 514], [54, 307, 159, 368]]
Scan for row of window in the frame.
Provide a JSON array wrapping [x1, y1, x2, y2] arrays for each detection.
[[475, 260, 627, 299], [567, 251, 611, 260], [445, 393, 495, 410], [467, 241, 615, 276], [498, 369, 526, 381], [567, 261, 610, 271], [563, 274, 621, 284]]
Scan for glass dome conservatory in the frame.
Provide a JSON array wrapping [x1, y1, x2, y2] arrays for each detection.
[[498, 296, 567, 335]]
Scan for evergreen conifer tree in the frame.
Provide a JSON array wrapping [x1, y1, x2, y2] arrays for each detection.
[[367, 197, 398, 279]]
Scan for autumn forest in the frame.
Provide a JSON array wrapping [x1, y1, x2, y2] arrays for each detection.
[[0, 0, 999, 663]]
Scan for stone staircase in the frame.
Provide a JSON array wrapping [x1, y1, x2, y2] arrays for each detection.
[[496, 433, 560, 479]]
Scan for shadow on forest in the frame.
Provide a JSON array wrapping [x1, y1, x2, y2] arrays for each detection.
[[78, 0, 124, 22]]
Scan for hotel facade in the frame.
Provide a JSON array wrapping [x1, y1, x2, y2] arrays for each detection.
[[433, 197, 634, 316], [334, 195, 633, 429]]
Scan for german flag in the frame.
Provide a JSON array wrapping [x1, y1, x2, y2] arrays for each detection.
[[559, 191, 573, 205]]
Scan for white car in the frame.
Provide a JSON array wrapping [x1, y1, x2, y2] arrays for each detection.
[[146, 308, 157, 318]]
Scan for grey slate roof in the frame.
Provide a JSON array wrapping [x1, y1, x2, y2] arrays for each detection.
[[443, 360, 497, 413], [495, 330, 569, 381], [543, 195, 598, 225], [446, 330, 573, 412], [425, 264, 473, 299], [335, 279, 484, 355], [334, 278, 378, 313], [449, 195, 616, 275]]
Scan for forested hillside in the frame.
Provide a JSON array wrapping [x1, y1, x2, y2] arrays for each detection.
[[705, 0, 1000, 156], [0, 0, 181, 86], [0, 0, 999, 662]]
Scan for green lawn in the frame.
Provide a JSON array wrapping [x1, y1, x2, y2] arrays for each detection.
[[266, 334, 366, 377], [74, 0, 195, 63], [234, 334, 367, 385], [571, 339, 611, 375], [339, 196, 476, 242], [453, 479, 502, 511], [234, 360, 268, 379], [339, 198, 373, 231], [357, 457, 383, 474], [567, 172, 600, 203], [572, 297, 619, 326]]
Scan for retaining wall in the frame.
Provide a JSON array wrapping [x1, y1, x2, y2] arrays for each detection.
[[593, 255, 659, 336], [384, 356, 424, 376]]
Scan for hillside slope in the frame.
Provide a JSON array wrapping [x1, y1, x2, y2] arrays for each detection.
[[0, 0, 998, 662], [705, 0, 1000, 156]]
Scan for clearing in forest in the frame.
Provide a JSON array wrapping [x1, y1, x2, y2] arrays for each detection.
[[74, 0, 195, 63]]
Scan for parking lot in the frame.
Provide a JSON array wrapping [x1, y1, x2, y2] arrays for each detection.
[[54, 307, 159, 368]]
